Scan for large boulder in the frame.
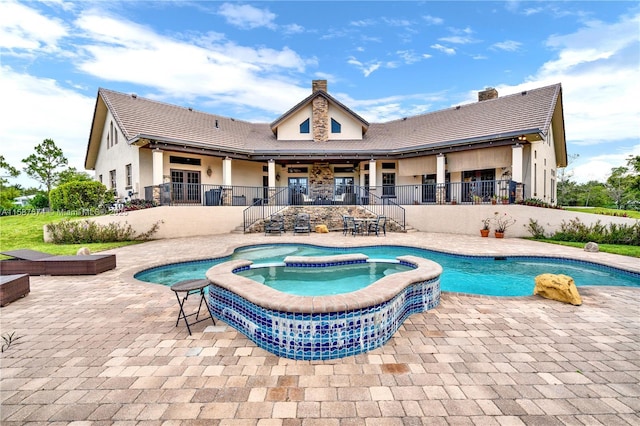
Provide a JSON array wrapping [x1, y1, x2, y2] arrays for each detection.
[[584, 242, 599, 253], [534, 274, 582, 305]]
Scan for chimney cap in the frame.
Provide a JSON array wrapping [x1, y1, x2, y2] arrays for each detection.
[[312, 79, 328, 93]]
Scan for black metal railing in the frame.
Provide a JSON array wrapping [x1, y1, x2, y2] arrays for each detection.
[[144, 179, 518, 207]]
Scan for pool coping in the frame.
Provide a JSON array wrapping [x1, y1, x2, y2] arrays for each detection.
[[205, 254, 443, 313]]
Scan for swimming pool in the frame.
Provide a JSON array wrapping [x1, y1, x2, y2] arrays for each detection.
[[135, 243, 640, 296]]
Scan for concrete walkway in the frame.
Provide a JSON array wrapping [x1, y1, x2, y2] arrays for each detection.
[[1, 232, 639, 425]]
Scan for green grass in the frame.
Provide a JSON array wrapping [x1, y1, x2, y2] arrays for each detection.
[[0, 212, 139, 257], [532, 239, 640, 258], [564, 207, 640, 219]]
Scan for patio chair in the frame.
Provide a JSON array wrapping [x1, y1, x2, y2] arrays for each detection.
[[342, 216, 360, 237], [293, 213, 311, 235], [368, 216, 387, 237], [264, 213, 285, 235]]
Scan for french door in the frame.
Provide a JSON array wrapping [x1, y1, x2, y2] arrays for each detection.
[[171, 169, 201, 204]]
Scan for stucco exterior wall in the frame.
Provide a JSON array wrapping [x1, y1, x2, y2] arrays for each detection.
[[327, 105, 363, 140], [404, 204, 638, 238], [529, 124, 558, 204], [43, 204, 636, 242], [93, 110, 139, 200], [277, 105, 313, 140]]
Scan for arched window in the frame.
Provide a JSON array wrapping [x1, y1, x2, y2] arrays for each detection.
[[300, 118, 310, 134]]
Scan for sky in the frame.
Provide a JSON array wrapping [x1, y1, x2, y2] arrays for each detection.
[[1, 0, 639, 189]]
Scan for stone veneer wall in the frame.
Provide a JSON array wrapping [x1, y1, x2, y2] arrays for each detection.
[[247, 205, 403, 234], [312, 96, 329, 142]]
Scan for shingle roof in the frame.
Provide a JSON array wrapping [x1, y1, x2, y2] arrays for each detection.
[[86, 83, 565, 167]]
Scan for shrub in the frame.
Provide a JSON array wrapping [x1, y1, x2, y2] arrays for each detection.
[[122, 199, 157, 211], [50, 181, 113, 211], [550, 217, 640, 246], [46, 219, 162, 244], [525, 218, 547, 239]]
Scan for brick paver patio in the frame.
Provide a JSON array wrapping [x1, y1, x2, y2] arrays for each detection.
[[1, 232, 639, 425]]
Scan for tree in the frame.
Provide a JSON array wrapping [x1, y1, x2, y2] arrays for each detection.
[[22, 138, 68, 205], [0, 155, 20, 186], [556, 153, 579, 206], [606, 163, 636, 210], [57, 167, 93, 185]]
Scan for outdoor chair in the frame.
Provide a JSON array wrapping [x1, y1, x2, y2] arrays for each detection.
[[0, 249, 117, 276], [293, 213, 311, 235], [368, 216, 387, 237], [342, 215, 360, 237], [264, 213, 285, 235]]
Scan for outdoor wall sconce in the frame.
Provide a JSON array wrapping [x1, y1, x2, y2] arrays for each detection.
[[517, 135, 527, 141], [206, 166, 212, 177]]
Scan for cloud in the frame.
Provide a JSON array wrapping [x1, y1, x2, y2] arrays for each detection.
[[422, 15, 443, 25], [347, 57, 381, 77], [217, 3, 276, 30], [491, 40, 522, 52], [568, 145, 640, 183], [0, 0, 68, 54], [73, 12, 311, 113], [0, 65, 94, 188], [396, 50, 431, 64], [431, 44, 456, 55]]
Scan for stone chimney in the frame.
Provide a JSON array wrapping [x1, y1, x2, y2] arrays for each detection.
[[312, 80, 329, 141], [312, 79, 328, 93], [478, 87, 498, 101]]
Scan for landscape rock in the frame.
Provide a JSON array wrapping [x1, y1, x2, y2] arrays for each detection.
[[584, 242, 599, 253], [77, 247, 91, 256], [315, 224, 329, 233], [534, 273, 582, 305]]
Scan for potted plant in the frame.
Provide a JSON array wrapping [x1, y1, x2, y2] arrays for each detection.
[[501, 195, 509, 205], [491, 212, 516, 238], [451, 197, 457, 205], [480, 217, 491, 237], [472, 194, 482, 204], [491, 195, 497, 205]]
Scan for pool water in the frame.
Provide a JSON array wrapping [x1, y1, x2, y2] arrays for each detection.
[[236, 262, 414, 296], [135, 244, 640, 297]]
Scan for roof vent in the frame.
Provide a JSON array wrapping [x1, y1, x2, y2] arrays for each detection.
[[455, 105, 461, 110], [215, 119, 219, 129], [188, 107, 193, 111], [131, 93, 137, 99], [521, 90, 528, 95]]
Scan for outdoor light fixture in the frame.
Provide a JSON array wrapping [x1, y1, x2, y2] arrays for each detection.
[[517, 135, 527, 141], [206, 166, 212, 177]]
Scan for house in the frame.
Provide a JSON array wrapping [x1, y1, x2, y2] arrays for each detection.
[[85, 80, 567, 208]]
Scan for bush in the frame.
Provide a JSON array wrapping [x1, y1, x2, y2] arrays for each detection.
[[122, 199, 157, 211], [50, 181, 113, 211], [517, 198, 563, 209], [46, 219, 162, 244], [526, 217, 640, 245]]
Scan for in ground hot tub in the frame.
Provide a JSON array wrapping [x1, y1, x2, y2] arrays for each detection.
[[205, 253, 442, 360]]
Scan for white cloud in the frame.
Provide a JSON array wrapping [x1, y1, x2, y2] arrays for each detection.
[[422, 15, 443, 25], [217, 3, 276, 30], [431, 44, 456, 55], [438, 35, 477, 44], [347, 57, 381, 77], [568, 145, 640, 183], [0, 0, 68, 53], [0, 65, 94, 188], [73, 12, 310, 113], [491, 40, 522, 52]]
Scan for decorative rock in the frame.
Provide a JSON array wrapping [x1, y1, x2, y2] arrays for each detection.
[[315, 224, 329, 233], [534, 274, 582, 305], [584, 242, 599, 253], [77, 247, 91, 256]]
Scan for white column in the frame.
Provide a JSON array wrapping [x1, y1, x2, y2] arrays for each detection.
[[436, 154, 446, 184], [268, 159, 276, 187], [222, 157, 232, 186], [512, 144, 523, 183], [152, 149, 164, 185], [369, 159, 377, 188]]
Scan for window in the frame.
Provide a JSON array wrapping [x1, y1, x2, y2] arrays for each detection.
[[106, 134, 110, 149], [98, 174, 102, 183], [115, 129, 118, 145], [300, 118, 310, 134], [110, 121, 113, 148], [125, 164, 132, 188], [169, 156, 201, 166], [334, 177, 354, 195], [109, 169, 117, 191], [382, 173, 396, 196], [331, 118, 341, 133], [381, 162, 396, 170]]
